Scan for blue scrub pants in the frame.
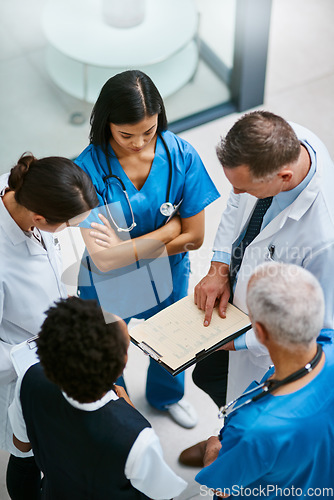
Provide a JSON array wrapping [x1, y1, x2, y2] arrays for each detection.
[[146, 359, 185, 410]]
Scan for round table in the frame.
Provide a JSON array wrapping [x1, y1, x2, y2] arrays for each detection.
[[42, 0, 199, 102]]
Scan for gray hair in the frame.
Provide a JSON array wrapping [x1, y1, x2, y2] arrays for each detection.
[[247, 262, 324, 347]]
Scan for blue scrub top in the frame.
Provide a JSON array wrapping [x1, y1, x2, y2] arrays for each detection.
[[196, 343, 334, 497], [75, 130, 220, 320]]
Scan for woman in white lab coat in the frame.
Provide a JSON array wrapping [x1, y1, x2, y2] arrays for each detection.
[[0, 153, 98, 500]]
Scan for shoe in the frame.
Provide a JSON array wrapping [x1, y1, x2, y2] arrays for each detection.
[[165, 399, 198, 429], [178, 440, 207, 467]]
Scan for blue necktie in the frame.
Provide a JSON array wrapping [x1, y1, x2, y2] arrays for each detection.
[[230, 197, 273, 289]]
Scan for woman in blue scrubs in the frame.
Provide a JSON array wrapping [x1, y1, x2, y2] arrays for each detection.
[[75, 70, 220, 428]]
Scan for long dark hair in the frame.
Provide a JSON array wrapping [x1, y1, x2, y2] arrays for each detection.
[[8, 153, 98, 223], [89, 70, 168, 151]]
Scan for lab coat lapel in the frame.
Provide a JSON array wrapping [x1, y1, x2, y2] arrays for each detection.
[[239, 196, 257, 232], [25, 235, 47, 256], [231, 195, 257, 246]]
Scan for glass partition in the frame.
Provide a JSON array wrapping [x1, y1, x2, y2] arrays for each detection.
[[165, 0, 236, 126], [166, 0, 272, 132]]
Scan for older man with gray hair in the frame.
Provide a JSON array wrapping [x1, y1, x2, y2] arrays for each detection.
[[194, 262, 334, 498]]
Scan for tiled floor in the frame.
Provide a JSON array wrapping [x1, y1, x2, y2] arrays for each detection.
[[1, 0, 334, 498]]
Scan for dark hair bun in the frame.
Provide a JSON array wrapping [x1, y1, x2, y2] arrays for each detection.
[[8, 153, 36, 192]]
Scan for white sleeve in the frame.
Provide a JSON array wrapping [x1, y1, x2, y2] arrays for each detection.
[[0, 287, 17, 384], [8, 373, 29, 443], [125, 427, 187, 500], [0, 340, 16, 384], [213, 190, 240, 254]]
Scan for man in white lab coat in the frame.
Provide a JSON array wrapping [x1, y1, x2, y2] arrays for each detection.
[[180, 110, 334, 467]]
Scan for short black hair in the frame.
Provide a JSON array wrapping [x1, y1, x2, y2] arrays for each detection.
[[89, 70, 168, 152], [8, 153, 98, 224], [216, 111, 301, 179], [36, 297, 128, 403]]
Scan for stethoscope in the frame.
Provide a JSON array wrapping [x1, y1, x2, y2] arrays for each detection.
[[218, 343, 323, 424], [103, 132, 178, 232]]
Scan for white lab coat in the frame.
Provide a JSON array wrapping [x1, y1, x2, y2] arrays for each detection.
[[213, 123, 334, 401], [0, 174, 67, 456]]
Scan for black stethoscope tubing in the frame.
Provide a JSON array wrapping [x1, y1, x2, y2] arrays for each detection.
[[219, 343, 323, 422], [103, 131, 173, 205]]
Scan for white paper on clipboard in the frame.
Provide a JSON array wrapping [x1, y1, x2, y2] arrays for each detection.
[[10, 336, 39, 376], [130, 295, 251, 375]]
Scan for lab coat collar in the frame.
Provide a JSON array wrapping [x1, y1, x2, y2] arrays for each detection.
[[274, 144, 316, 213], [0, 193, 28, 246], [239, 195, 257, 233], [253, 165, 320, 244], [240, 150, 320, 246], [0, 196, 52, 255], [239, 139, 318, 232], [268, 140, 315, 214], [0, 174, 50, 254]]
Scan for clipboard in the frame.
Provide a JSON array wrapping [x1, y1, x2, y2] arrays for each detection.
[[10, 336, 40, 376], [130, 295, 251, 376]]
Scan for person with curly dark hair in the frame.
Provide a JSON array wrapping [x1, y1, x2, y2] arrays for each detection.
[[36, 297, 128, 404], [8, 297, 187, 500]]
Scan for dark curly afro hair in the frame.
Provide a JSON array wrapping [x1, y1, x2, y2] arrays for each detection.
[[36, 297, 128, 403]]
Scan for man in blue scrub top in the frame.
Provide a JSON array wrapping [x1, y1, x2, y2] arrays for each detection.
[[195, 262, 334, 498]]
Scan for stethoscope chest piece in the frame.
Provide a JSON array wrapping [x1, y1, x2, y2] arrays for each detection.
[[160, 202, 175, 217]]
